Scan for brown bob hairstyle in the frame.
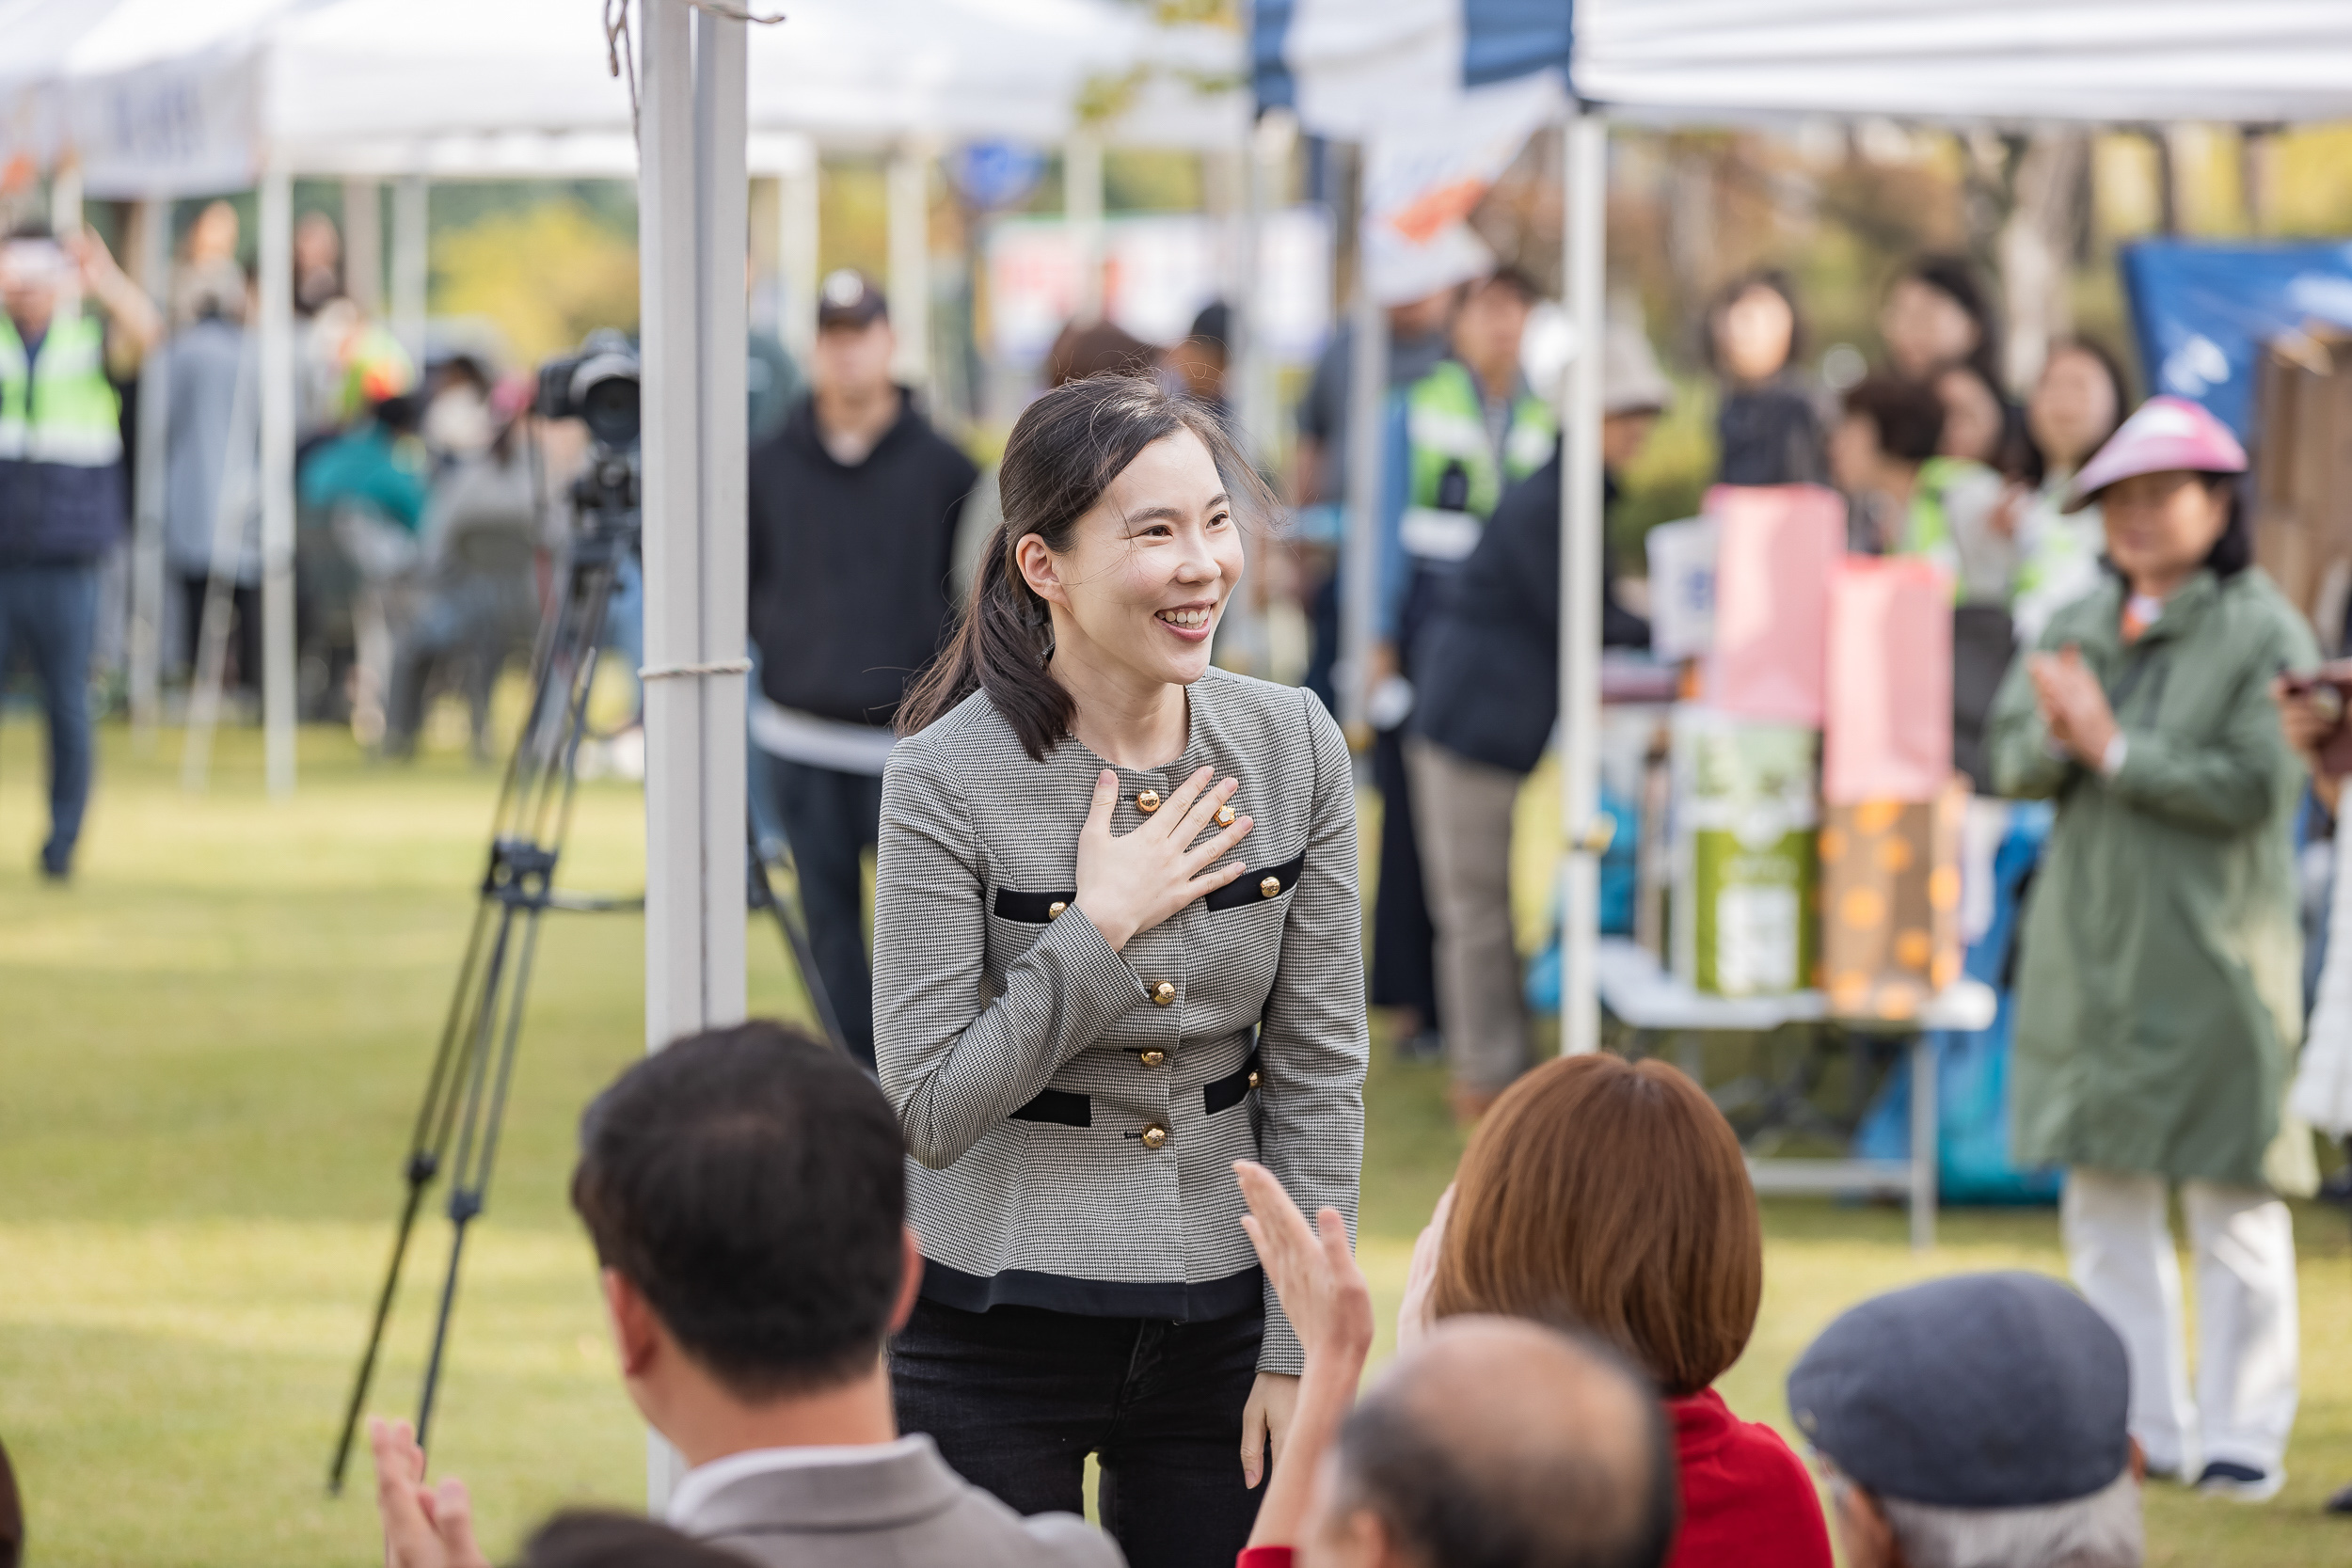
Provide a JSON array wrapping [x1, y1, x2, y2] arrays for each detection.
[[1428, 1053, 1762, 1398]]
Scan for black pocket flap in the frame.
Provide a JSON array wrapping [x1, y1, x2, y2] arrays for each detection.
[[1203, 1051, 1263, 1116], [1009, 1087, 1091, 1127], [1203, 850, 1306, 913], [993, 887, 1078, 924]]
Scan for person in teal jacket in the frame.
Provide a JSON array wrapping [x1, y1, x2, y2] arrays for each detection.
[[1988, 396, 2314, 1500], [299, 392, 429, 533]]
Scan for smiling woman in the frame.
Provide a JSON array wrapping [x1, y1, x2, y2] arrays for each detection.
[[877, 374, 1370, 1568]]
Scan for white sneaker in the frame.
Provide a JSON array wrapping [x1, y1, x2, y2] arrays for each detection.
[[2196, 1461, 2285, 1502]]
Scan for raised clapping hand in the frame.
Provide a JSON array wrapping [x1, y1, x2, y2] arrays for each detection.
[[368, 1417, 491, 1568], [1073, 766, 1254, 952], [2027, 644, 2119, 768], [1233, 1159, 1374, 1549]]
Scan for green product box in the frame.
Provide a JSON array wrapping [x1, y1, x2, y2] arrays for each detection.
[[1669, 709, 1820, 997]]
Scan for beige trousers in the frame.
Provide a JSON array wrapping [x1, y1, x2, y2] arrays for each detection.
[[1405, 736, 1528, 1092]]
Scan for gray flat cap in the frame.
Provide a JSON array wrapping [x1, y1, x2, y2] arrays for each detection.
[[1786, 1271, 2130, 1509]]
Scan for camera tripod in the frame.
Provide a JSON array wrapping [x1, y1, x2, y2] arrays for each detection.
[[325, 482, 842, 1495]]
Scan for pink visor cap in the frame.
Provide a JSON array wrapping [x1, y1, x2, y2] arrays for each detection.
[[2063, 394, 2247, 513]]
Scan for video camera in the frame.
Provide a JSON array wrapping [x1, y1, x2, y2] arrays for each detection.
[[534, 328, 642, 454], [534, 330, 642, 549]]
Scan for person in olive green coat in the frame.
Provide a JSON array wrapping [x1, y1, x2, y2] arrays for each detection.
[[1987, 395, 2314, 1499]]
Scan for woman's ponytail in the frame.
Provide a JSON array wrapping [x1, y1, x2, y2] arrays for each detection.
[[897, 521, 1073, 759]]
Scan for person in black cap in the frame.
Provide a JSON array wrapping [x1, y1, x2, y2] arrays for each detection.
[[748, 269, 979, 1069], [1787, 1272, 2144, 1568], [1166, 300, 1230, 413]]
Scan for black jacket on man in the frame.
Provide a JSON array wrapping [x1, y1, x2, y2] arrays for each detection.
[[1411, 450, 1648, 776], [748, 389, 978, 728]]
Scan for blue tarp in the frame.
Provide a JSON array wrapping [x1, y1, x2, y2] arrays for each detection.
[[2122, 238, 2352, 439]]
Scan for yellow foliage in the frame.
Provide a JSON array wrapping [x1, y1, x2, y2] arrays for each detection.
[[432, 200, 639, 367], [2271, 126, 2352, 239]]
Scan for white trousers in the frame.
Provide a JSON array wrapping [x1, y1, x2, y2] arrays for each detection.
[[2061, 1169, 2300, 1477]]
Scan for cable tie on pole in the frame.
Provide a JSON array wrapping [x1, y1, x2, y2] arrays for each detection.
[[689, 0, 787, 20], [637, 657, 754, 681]]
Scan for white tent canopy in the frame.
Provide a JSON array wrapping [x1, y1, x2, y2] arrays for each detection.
[[1260, 0, 2352, 1057], [1576, 0, 2352, 126], [27, 0, 1246, 198], [1262, 0, 2352, 133]]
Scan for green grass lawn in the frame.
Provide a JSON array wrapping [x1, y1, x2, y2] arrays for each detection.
[[3, 718, 2349, 1565]]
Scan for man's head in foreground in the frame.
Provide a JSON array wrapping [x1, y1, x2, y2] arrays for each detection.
[[1788, 1271, 2141, 1568], [1304, 1316, 1678, 1568], [569, 1020, 918, 1455]]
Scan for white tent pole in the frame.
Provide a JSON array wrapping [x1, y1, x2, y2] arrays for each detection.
[[780, 144, 818, 367], [1557, 108, 1607, 1056], [1232, 128, 1265, 455], [639, 0, 698, 1505], [1336, 208, 1383, 736], [49, 164, 83, 236], [342, 178, 383, 314], [885, 143, 931, 389], [129, 196, 172, 746], [260, 162, 297, 797], [1240, 110, 1294, 462], [1067, 132, 1105, 325], [694, 0, 749, 1035], [391, 175, 428, 367]]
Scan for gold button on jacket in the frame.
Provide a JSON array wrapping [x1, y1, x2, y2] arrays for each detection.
[[1151, 980, 1176, 1006], [1140, 1122, 1169, 1150], [1047, 900, 1067, 920], [1260, 876, 1280, 898], [1136, 789, 1161, 814], [1139, 1049, 1168, 1068]]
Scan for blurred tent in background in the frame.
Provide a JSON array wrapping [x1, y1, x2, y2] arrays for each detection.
[[8, 0, 1244, 195], [0, 0, 1251, 796], [1254, 0, 2352, 1055]]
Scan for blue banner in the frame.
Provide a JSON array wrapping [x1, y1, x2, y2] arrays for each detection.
[[2122, 238, 2352, 438]]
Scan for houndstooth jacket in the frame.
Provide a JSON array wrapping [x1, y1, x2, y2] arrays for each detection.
[[873, 668, 1368, 1374]]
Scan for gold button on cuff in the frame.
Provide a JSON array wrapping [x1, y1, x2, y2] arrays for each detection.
[[1248, 1069, 1261, 1089], [1136, 789, 1161, 814], [1138, 1049, 1168, 1068], [1260, 876, 1280, 898], [1215, 804, 1235, 827], [1140, 1122, 1169, 1150], [1151, 980, 1176, 1006], [1047, 900, 1068, 920]]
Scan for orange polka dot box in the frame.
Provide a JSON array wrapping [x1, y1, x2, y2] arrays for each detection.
[[1816, 781, 1969, 1022]]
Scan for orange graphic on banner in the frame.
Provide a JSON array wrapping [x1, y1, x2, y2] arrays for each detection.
[[1388, 178, 1491, 245]]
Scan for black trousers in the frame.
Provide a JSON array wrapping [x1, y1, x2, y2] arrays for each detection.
[[892, 1297, 1264, 1568], [766, 756, 884, 1067], [1369, 721, 1438, 1019], [177, 572, 262, 694]]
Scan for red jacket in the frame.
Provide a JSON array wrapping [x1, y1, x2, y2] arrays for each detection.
[[1665, 1388, 1832, 1568]]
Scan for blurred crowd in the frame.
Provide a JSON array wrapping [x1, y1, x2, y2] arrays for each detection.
[[1274, 245, 2141, 1118]]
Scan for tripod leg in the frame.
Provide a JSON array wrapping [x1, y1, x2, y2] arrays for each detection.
[[326, 1169, 435, 1495], [332, 528, 622, 1481], [750, 838, 848, 1054], [415, 904, 544, 1450], [414, 1205, 477, 1453], [327, 895, 499, 1494]]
